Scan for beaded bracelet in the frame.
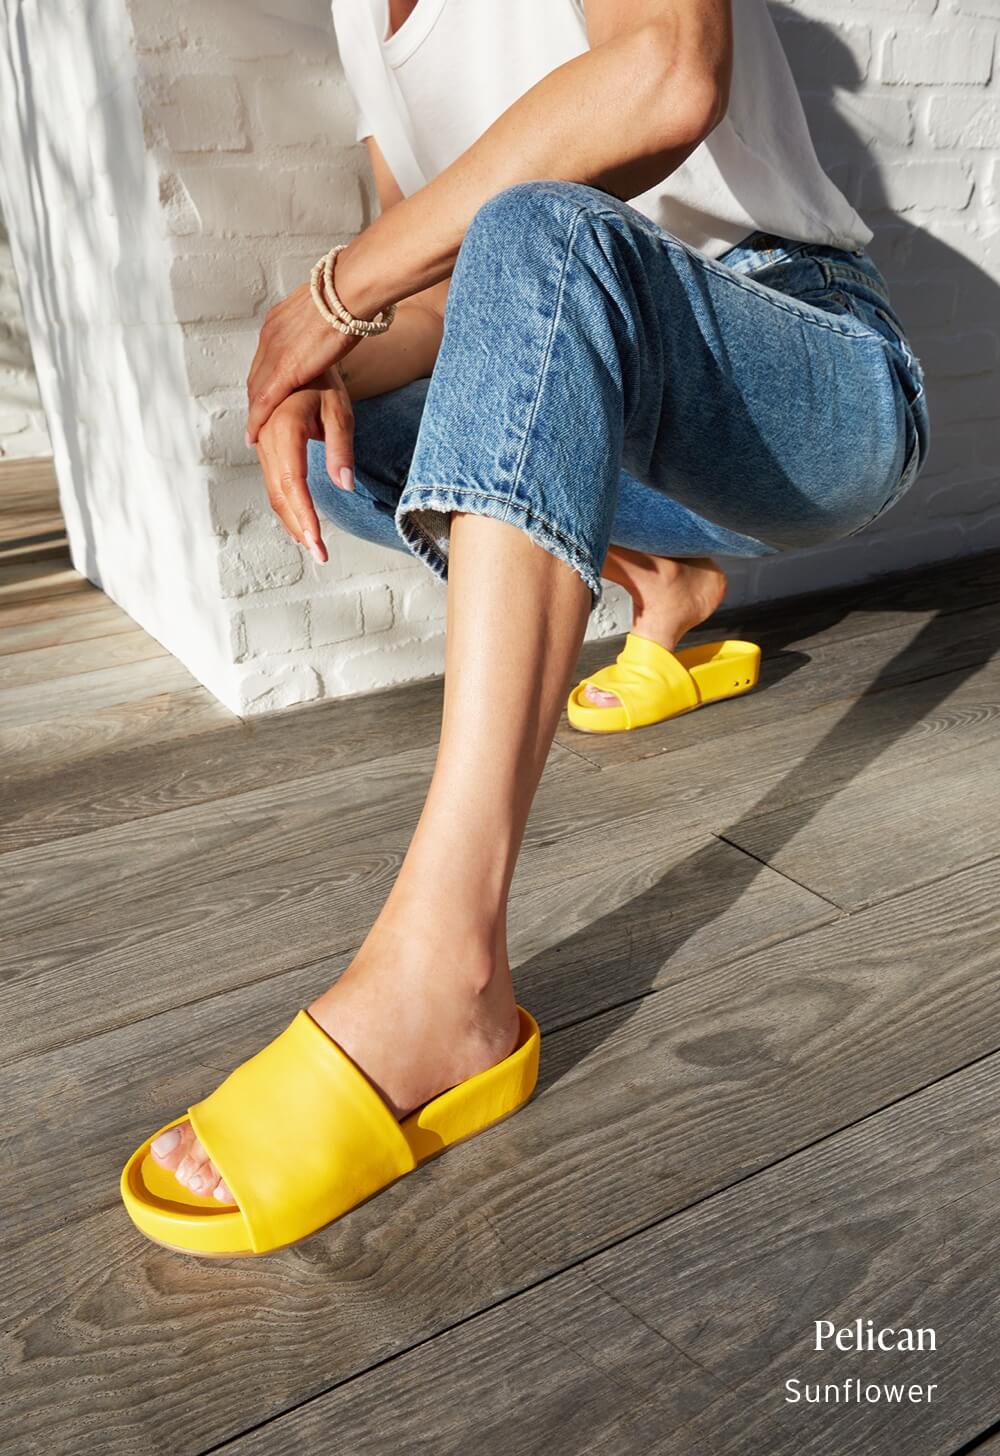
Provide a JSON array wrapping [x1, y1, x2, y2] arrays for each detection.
[[309, 244, 396, 337]]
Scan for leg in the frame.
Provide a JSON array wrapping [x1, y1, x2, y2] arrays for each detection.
[[306, 379, 433, 557], [394, 182, 906, 600], [150, 179, 905, 1201], [152, 512, 590, 1200], [309, 370, 775, 716]]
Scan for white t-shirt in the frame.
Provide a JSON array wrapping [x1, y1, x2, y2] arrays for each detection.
[[331, 0, 873, 259]]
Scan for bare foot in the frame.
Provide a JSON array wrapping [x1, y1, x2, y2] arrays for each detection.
[[585, 551, 728, 708], [150, 919, 520, 1205]]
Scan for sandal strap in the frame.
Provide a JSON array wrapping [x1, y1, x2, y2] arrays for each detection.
[[188, 1011, 416, 1252], [580, 634, 699, 727]]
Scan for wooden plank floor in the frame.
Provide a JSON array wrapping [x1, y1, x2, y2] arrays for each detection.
[[2, 460, 999, 1456]]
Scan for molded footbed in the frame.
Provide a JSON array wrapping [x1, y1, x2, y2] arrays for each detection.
[[567, 637, 761, 734], [121, 1005, 541, 1257]]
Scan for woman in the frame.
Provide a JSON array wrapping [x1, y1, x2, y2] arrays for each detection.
[[120, 0, 929, 1255]]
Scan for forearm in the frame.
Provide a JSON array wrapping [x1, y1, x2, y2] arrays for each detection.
[[335, 17, 728, 319], [334, 298, 445, 401]]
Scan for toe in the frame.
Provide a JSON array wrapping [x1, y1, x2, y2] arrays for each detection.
[[584, 683, 621, 708], [150, 1120, 194, 1172], [150, 1122, 232, 1201], [174, 1136, 221, 1197]]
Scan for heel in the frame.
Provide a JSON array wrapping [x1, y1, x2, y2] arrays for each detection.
[[682, 639, 761, 705], [401, 1007, 541, 1164]]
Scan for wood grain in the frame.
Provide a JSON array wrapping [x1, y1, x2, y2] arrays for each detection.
[[3, 458, 997, 1456], [221, 1050, 1000, 1456], [1, 858, 998, 1454]]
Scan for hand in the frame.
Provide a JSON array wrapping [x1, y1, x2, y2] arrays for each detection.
[[246, 283, 360, 445], [255, 375, 356, 565]]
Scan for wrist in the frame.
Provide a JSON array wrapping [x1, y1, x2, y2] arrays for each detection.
[[333, 237, 391, 324]]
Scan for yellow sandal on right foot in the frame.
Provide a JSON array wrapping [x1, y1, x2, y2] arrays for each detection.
[[567, 633, 761, 734]]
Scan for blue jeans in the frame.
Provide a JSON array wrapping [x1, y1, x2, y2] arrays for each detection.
[[309, 180, 930, 611]]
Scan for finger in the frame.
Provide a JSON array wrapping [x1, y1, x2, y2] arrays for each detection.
[[257, 435, 305, 547], [271, 416, 327, 563], [321, 382, 356, 493], [247, 369, 297, 446], [245, 318, 274, 438]]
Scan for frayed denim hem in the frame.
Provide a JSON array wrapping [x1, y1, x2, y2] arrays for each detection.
[[394, 483, 602, 611]]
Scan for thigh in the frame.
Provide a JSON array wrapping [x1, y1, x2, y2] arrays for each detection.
[[619, 226, 911, 549], [309, 378, 431, 552], [611, 467, 779, 559]]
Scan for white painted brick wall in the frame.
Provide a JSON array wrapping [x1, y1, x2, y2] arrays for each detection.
[[2, 0, 999, 710], [0, 212, 51, 459]]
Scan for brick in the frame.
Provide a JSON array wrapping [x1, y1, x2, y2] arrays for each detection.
[[276, 253, 325, 296], [973, 426, 1000, 468], [132, 0, 339, 64], [860, 158, 974, 212], [217, 511, 305, 597], [146, 75, 247, 152], [239, 600, 310, 657], [924, 371, 1000, 426], [836, 0, 936, 10], [170, 254, 265, 322], [927, 95, 1000, 149], [925, 473, 1000, 518], [773, 16, 872, 87], [918, 430, 975, 479], [985, 159, 1000, 209], [197, 388, 255, 465], [399, 575, 446, 623], [359, 582, 393, 633], [879, 26, 996, 85], [830, 91, 914, 148], [183, 330, 257, 394], [158, 171, 200, 236], [310, 589, 363, 645], [324, 531, 413, 578], [327, 635, 446, 696], [179, 164, 296, 236], [290, 168, 366, 235], [237, 662, 323, 713], [206, 468, 261, 534], [915, 328, 999, 377], [253, 75, 355, 148], [890, 278, 958, 331]]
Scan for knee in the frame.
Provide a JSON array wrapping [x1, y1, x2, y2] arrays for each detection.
[[463, 179, 605, 261]]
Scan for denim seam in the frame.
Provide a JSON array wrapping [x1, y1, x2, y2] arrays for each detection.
[[500, 185, 876, 341], [576, 202, 881, 341], [820, 261, 892, 303], [502, 204, 589, 514]]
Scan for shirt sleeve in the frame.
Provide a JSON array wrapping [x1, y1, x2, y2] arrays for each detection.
[[331, 1, 377, 142]]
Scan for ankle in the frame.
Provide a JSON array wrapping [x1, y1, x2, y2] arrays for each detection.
[[356, 900, 509, 996], [631, 557, 727, 648]]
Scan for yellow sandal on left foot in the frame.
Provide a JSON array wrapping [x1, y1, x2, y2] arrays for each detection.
[[121, 1005, 541, 1257], [567, 633, 761, 734]]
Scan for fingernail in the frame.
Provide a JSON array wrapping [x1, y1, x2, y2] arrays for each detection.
[[244, 429, 252, 447], [303, 528, 325, 565], [340, 466, 354, 492], [189, 1174, 205, 1192], [151, 1128, 181, 1156], [214, 1183, 233, 1203]]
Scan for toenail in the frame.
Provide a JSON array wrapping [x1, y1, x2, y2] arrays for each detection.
[[151, 1128, 181, 1156]]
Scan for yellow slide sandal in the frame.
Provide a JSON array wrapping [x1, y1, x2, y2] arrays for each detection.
[[567, 632, 761, 734], [121, 1005, 540, 1257]]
